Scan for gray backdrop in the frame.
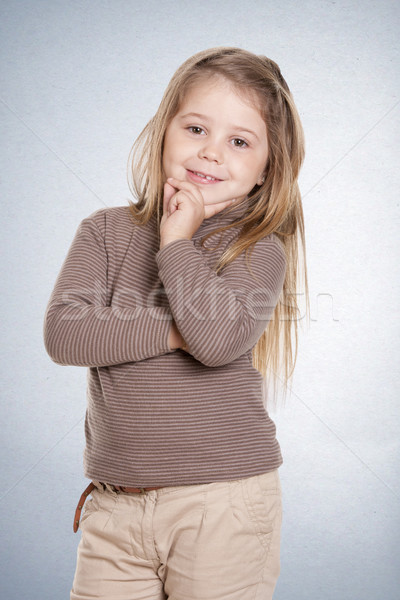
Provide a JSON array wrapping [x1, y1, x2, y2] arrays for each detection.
[[1, 1, 399, 598]]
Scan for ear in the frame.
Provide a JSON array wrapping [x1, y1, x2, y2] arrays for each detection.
[[257, 173, 265, 186]]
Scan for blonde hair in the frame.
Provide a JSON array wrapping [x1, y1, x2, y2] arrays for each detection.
[[127, 47, 309, 405]]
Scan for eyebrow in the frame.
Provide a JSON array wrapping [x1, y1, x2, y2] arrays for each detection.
[[179, 112, 261, 141]]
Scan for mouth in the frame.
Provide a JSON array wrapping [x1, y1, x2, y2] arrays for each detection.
[[187, 169, 223, 184]]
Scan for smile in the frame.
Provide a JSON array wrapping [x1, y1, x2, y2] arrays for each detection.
[[187, 170, 223, 184]]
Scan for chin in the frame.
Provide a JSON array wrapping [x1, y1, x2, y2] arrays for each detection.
[[202, 196, 226, 206]]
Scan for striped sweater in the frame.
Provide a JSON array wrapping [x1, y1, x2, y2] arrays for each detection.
[[43, 200, 286, 486]]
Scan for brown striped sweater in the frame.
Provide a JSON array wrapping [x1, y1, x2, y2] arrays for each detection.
[[43, 199, 286, 487]]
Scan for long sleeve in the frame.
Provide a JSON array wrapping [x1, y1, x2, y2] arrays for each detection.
[[155, 235, 286, 367], [43, 215, 172, 367]]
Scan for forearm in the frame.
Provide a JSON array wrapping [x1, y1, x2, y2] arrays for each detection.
[[44, 302, 173, 367], [155, 237, 286, 367], [43, 215, 175, 367]]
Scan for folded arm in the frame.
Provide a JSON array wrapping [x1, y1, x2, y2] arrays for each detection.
[[43, 216, 173, 367], [155, 236, 286, 367]]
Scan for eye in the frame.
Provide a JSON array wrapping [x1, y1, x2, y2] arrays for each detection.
[[231, 138, 248, 148], [188, 126, 205, 135]]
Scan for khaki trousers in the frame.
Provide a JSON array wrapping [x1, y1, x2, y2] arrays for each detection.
[[70, 470, 282, 600]]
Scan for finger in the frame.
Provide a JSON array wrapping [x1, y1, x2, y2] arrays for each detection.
[[163, 181, 178, 215], [166, 177, 204, 205], [170, 189, 195, 210]]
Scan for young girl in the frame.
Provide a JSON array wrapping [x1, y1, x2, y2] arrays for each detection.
[[44, 47, 307, 600]]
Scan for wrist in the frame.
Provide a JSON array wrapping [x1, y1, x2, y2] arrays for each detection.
[[160, 236, 190, 250]]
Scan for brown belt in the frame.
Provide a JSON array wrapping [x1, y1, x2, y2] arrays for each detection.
[[113, 485, 163, 493], [73, 482, 163, 533]]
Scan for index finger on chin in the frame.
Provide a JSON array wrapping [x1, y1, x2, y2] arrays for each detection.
[[166, 178, 204, 204]]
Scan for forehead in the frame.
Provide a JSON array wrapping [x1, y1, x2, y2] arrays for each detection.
[[177, 75, 264, 123]]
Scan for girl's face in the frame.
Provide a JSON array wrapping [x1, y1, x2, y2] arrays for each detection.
[[162, 77, 269, 208]]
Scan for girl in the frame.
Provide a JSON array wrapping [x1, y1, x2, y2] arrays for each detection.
[[44, 47, 308, 600]]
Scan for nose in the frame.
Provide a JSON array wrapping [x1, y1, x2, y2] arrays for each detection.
[[198, 139, 223, 164]]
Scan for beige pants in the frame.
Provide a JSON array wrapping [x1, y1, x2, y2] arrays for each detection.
[[70, 470, 282, 600]]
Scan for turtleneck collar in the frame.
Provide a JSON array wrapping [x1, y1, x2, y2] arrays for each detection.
[[202, 196, 251, 226], [190, 196, 251, 245]]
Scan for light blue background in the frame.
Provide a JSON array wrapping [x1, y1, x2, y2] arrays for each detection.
[[1, 1, 399, 598]]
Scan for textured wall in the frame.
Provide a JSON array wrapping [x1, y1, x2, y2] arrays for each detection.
[[1, 1, 399, 598]]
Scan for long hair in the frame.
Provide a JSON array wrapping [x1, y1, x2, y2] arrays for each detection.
[[127, 47, 309, 405]]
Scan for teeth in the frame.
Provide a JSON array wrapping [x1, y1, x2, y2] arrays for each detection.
[[194, 171, 216, 181]]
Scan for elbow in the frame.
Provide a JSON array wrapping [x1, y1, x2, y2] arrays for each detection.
[[191, 349, 241, 368], [193, 354, 228, 368], [43, 315, 73, 366], [43, 330, 66, 365], [187, 315, 260, 367], [44, 339, 82, 367], [188, 341, 244, 368], [44, 330, 86, 366], [43, 305, 90, 366], [43, 324, 56, 362], [44, 346, 63, 366]]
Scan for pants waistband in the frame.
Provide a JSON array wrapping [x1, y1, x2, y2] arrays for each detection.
[[95, 481, 163, 494]]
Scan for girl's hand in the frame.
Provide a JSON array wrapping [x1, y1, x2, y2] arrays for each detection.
[[168, 320, 183, 350], [168, 320, 189, 353], [160, 177, 234, 249]]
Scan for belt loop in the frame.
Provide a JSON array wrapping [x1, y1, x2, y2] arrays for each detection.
[[92, 480, 106, 493], [103, 482, 118, 495]]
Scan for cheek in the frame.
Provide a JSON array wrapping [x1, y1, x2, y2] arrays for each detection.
[[162, 126, 179, 159], [235, 159, 261, 186], [162, 134, 172, 162], [164, 136, 186, 165]]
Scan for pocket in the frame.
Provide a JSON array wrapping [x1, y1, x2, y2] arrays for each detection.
[[79, 489, 100, 529], [241, 470, 282, 555], [79, 487, 119, 533]]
